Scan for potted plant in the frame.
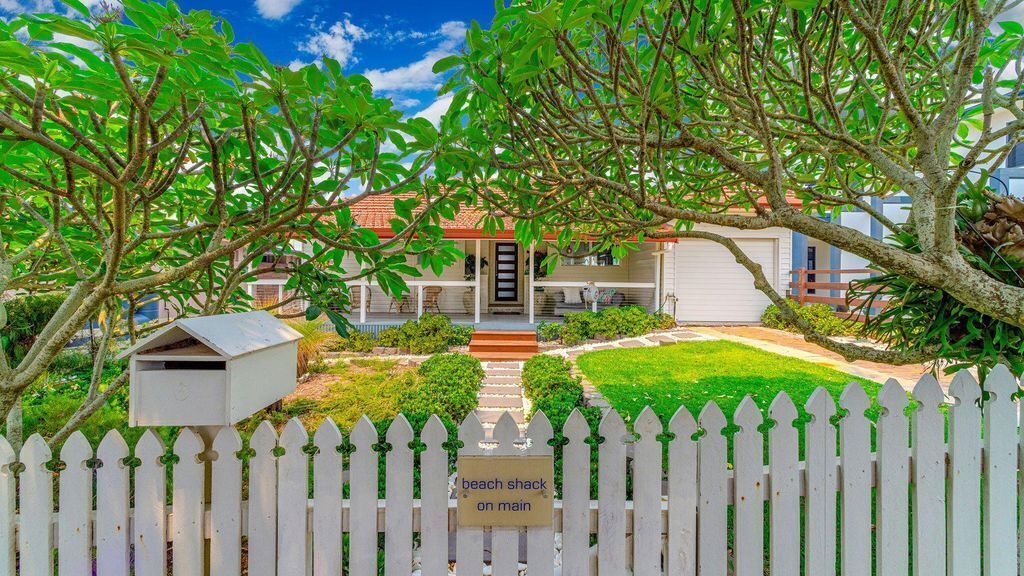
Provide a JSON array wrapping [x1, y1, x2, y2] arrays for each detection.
[[463, 254, 488, 313]]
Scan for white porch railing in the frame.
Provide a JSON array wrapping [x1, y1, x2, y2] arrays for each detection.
[[2, 366, 1018, 575]]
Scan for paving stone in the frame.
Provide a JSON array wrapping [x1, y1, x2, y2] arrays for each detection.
[[477, 396, 525, 409], [475, 409, 525, 425], [620, 340, 644, 348], [480, 385, 523, 396]]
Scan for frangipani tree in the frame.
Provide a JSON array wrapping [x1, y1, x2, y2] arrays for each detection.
[[443, 0, 1024, 367], [0, 0, 469, 424]]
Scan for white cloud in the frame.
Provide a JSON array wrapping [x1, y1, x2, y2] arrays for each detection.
[[415, 94, 454, 127], [297, 19, 368, 68], [255, 0, 301, 20], [362, 21, 466, 93]]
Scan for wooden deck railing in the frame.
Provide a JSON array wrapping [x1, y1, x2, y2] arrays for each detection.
[[788, 268, 886, 321]]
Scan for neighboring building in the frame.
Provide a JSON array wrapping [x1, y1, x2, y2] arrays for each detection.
[[246, 194, 794, 326], [790, 105, 1024, 311]]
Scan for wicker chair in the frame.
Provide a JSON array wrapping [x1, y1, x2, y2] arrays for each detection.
[[423, 286, 442, 314]]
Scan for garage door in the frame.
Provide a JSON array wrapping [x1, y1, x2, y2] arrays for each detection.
[[674, 238, 777, 323]]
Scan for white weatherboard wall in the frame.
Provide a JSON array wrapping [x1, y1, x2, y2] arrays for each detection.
[[4, 366, 1020, 576], [669, 224, 791, 322]]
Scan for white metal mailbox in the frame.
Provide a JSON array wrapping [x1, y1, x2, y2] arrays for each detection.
[[118, 311, 302, 427]]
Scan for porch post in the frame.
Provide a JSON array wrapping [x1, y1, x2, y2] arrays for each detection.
[[654, 252, 662, 312], [417, 285, 424, 319], [359, 284, 367, 324], [528, 243, 535, 324], [474, 239, 482, 324]]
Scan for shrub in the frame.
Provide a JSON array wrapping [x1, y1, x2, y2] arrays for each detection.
[[761, 301, 860, 337], [522, 355, 579, 400], [521, 354, 601, 497], [448, 324, 475, 347], [560, 311, 598, 345], [401, 353, 484, 422], [557, 306, 672, 345], [377, 314, 474, 354], [334, 330, 376, 353], [537, 321, 562, 342], [2, 293, 66, 363]]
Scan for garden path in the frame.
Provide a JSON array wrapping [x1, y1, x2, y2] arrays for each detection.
[[475, 361, 527, 431]]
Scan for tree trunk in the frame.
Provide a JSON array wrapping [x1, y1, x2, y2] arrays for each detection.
[[5, 394, 22, 453]]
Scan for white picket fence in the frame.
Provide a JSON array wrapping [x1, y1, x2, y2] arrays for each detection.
[[0, 366, 1021, 575]]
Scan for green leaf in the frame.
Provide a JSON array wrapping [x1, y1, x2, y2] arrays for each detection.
[[784, 0, 817, 9], [432, 54, 463, 74], [59, 0, 91, 18], [999, 21, 1024, 36]]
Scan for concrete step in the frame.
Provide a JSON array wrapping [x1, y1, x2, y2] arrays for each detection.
[[480, 385, 523, 396], [477, 396, 525, 409], [475, 410, 525, 425], [483, 377, 520, 385]]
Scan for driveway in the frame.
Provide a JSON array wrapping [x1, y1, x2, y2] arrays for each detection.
[[688, 325, 955, 391]]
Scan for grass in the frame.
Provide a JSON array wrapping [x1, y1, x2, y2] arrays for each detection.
[[576, 340, 883, 425], [240, 358, 417, 433]]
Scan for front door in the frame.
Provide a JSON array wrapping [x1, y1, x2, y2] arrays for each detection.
[[493, 242, 519, 302]]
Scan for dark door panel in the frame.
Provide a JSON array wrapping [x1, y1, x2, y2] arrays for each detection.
[[494, 242, 519, 302]]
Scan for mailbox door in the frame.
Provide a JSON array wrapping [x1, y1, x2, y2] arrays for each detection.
[[132, 369, 228, 426]]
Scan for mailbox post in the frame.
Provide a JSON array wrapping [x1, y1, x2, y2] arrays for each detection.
[[118, 311, 301, 565]]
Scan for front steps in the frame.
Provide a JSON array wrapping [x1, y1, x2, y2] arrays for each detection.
[[475, 361, 526, 429], [468, 330, 539, 361]]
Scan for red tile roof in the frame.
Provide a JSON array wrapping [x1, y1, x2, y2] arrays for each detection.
[[348, 193, 513, 232]]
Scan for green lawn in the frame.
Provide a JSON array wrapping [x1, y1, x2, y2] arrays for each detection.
[[576, 340, 883, 425]]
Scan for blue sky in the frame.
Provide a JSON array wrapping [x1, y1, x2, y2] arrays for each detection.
[[5, 0, 496, 122]]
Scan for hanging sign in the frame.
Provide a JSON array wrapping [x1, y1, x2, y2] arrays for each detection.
[[456, 455, 554, 527]]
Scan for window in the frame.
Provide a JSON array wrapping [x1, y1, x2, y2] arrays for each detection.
[[560, 242, 620, 266], [806, 246, 817, 294], [1009, 133, 1023, 168]]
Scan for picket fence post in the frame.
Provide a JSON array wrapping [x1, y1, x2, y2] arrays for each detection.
[[597, 409, 627, 575], [733, 397, 763, 576], [312, 418, 344, 576], [666, 405, 697, 576], [948, 370, 982, 576], [58, 431, 92, 576], [350, 415, 379, 576], [385, 415, 414, 576], [561, 409, 592, 576], [211, 427, 242, 576], [172, 428, 205, 576], [248, 421, 278, 576], [0, 435, 13, 576], [838, 383, 871, 576], [456, 412, 485, 575], [277, 418, 309, 574], [525, 411, 554, 576], [491, 413, 522, 576], [420, 415, 450, 576], [633, 407, 663, 576], [804, 388, 837, 576], [697, 403, 727, 576], [983, 365, 1019, 576], [19, 434, 52, 576], [768, 393, 799, 576]]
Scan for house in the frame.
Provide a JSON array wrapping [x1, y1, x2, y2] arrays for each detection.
[[246, 194, 794, 327]]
